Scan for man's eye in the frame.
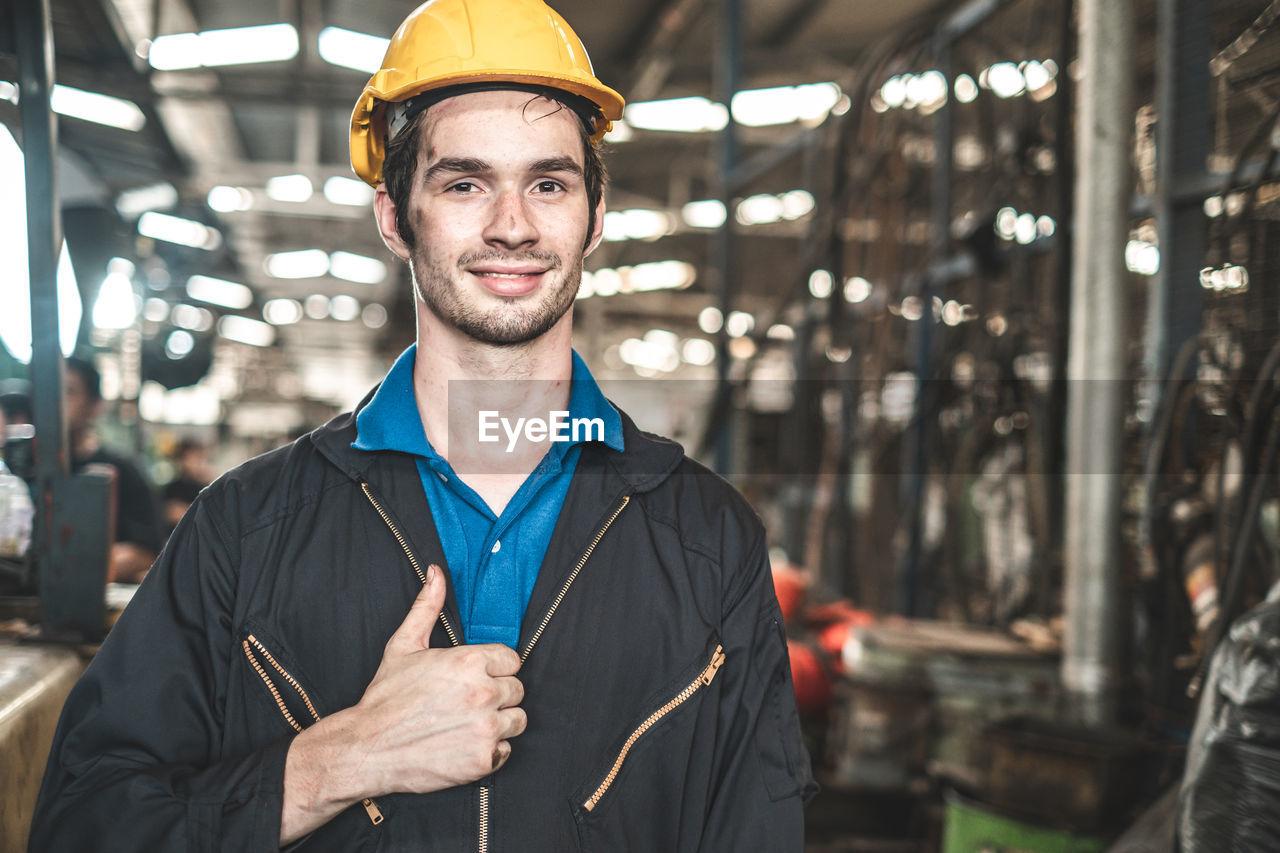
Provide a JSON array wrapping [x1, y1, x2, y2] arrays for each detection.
[[534, 180, 564, 194], [448, 182, 476, 193]]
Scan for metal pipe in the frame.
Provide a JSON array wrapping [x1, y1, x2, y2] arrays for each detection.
[[710, 0, 740, 476], [1043, 0, 1076, 613], [15, 0, 68, 570], [1063, 0, 1133, 726], [898, 36, 953, 617], [1146, 0, 1209, 391]]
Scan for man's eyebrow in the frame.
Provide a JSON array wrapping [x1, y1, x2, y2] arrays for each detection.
[[421, 157, 490, 184], [530, 157, 583, 177]]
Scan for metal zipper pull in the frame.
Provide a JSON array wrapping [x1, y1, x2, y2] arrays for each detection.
[[362, 798, 384, 825], [700, 645, 725, 685]]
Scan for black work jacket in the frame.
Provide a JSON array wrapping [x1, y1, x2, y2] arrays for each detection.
[[30, 390, 815, 852]]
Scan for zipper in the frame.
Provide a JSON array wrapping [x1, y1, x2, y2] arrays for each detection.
[[242, 634, 384, 826], [243, 635, 319, 733], [582, 644, 725, 812], [361, 481, 461, 647], [364, 482, 629, 845], [519, 495, 630, 664], [478, 786, 490, 853]]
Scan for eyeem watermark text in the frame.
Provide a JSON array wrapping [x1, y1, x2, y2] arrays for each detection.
[[478, 411, 604, 452]]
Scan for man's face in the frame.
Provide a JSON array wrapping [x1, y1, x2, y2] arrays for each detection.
[[63, 371, 96, 436], [375, 89, 604, 347]]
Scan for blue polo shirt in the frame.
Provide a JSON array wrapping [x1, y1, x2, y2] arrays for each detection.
[[352, 345, 623, 648]]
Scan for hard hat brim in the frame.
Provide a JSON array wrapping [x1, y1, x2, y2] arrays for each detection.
[[351, 71, 625, 186]]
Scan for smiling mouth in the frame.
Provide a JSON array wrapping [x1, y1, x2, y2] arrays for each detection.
[[468, 267, 549, 296]]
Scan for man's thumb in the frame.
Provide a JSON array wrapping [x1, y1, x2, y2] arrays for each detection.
[[387, 564, 444, 652]]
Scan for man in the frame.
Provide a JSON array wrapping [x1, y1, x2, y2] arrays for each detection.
[[0, 378, 33, 429], [63, 356, 163, 583], [30, 1, 814, 849], [160, 438, 214, 536]]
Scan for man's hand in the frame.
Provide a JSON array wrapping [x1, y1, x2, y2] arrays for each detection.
[[280, 565, 526, 844], [107, 542, 158, 584]]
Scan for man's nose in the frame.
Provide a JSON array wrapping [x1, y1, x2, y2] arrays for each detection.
[[482, 190, 538, 249]]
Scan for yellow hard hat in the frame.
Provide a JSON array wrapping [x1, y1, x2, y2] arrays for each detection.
[[350, 0, 625, 186]]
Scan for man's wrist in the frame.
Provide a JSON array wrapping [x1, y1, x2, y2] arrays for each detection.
[[281, 710, 374, 843]]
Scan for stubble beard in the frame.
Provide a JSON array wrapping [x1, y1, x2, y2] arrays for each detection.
[[410, 246, 583, 347]]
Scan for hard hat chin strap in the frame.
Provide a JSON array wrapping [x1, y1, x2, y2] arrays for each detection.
[[385, 82, 603, 142]]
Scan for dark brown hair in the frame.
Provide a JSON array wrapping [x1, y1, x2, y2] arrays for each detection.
[[381, 94, 607, 251]]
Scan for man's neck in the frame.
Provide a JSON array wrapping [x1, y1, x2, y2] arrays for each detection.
[[71, 429, 98, 461], [412, 318, 574, 477]]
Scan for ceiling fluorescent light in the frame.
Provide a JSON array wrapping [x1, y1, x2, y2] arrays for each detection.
[[116, 182, 178, 218], [0, 82, 18, 104], [186, 275, 253, 309], [603, 120, 633, 143], [265, 174, 313, 202], [629, 260, 696, 291], [218, 315, 276, 347], [323, 176, 375, 206], [138, 211, 222, 250], [317, 27, 390, 73], [625, 97, 728, 133], [329, 294, 360, 321], [329, 251, 386, 284], [51, 85, 146, 131], [170, 303, 214, 331], [732, 83, 842, 127], [265, 249, 329, 279], [262, 298, 303, 325], [207, 185, 254, 213], [681, 200, 726, 229], [92, 264, 139, 330], [736, 194, 784, 225], [602, 209, 673, 242], [148, 23, 299, 70], [146, 33, 200, 70]]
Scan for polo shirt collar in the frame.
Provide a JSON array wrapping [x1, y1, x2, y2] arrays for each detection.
[[353, 344, 624, 456]]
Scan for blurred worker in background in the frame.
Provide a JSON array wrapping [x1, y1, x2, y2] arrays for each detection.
[[31, 0, 814, 849], [159, 438, 213, 537], [0, 378, 32, 432], [63, 356, 163, 583]]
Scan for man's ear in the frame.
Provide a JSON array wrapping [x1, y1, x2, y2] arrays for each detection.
[[584, 196, 606, 257], [374, 185, 412, 260]]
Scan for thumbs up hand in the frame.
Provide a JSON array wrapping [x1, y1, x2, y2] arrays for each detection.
[[280, 565, 526, 843], [356, 565, 526, 790]]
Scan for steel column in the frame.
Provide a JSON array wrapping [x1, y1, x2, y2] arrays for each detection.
[[16, 0, 113, 637], [15, 0, 68, 553], [1042, 0, 1076, 613], [1147, 0, 1209, 384], [710, 0, 741, 476], [1063, 0, 1134, 726], [899, 37, 954, 617]]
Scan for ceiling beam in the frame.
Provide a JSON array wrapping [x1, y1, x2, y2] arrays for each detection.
[[622, 0, 712, 103], [765, 0, 833, 49]]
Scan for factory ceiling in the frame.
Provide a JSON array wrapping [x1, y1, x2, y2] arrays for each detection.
[[4, 0, 1274, 435]]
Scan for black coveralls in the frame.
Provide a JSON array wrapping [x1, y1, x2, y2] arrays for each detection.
[[31, 389, 815, 851]]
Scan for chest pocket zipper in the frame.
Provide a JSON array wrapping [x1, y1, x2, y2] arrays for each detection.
[[242, 634, 385, 825], [582, 645, 725, 813]]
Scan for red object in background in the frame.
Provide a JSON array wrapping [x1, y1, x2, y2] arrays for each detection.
[[810, 601, 876, 672], [772, 562, 809, 622], [787, 639, 832, 716], [771, 561, 875, 715]]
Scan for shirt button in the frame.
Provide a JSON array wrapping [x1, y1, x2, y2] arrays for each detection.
[[491, 540, 501, 554]]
